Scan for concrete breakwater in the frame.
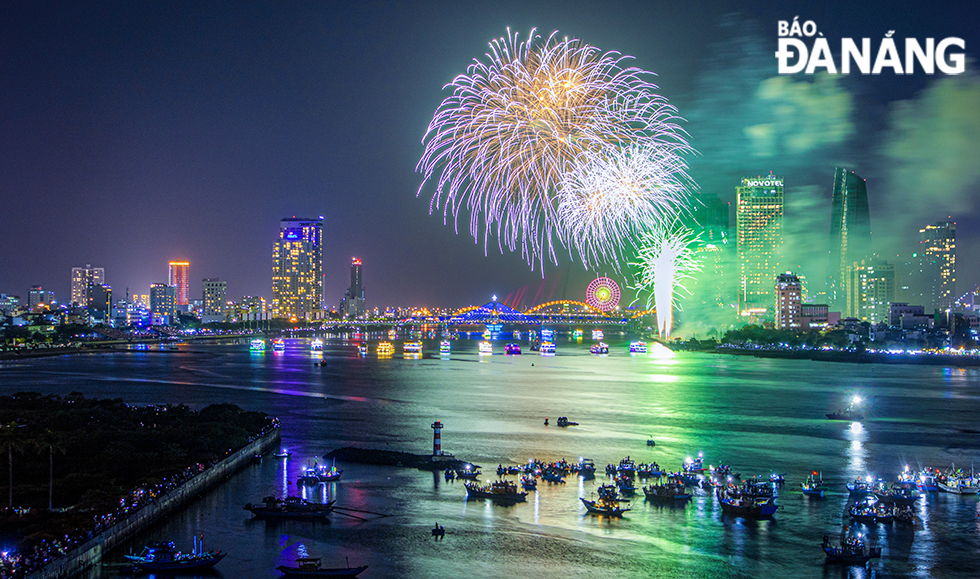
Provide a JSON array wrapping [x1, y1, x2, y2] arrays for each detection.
[[26, 427, 280, 579], [324, 447, 478, 471]]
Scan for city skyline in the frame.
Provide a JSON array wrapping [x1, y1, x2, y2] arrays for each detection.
[[1, 1, 979, 308]]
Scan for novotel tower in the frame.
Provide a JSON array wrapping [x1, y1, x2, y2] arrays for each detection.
[[272, 216, 323, 321], [736, 174, 784, 314]]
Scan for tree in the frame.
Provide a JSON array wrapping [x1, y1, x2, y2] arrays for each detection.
[[0, 421, 25, 509], [33, 429, 68, 510]]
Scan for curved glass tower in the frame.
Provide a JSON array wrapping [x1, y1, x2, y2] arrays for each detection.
[[829, 168, 871, 313]]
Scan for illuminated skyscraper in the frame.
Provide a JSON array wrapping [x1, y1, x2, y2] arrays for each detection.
[[919, 221, 956, 311], [736, 174, 784, 314], [149, 283, 177, 322], [829, 168, 872, 311], [168, 261, 190, 305], [340, 257, 366, 318], [847, 260, 895, 322], [70, 264, 105, 307], [272, 217, 323, 320], [774, 272, 802, 329], [202, 278, 227, 322]]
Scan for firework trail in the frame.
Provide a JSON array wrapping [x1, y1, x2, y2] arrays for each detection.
[[417, 28, 689, 271], [558, 142, 692, 269], [630, 221, 702, 339]]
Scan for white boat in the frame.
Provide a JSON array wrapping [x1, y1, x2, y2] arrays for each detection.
[[249, 339, 265, 351], [479, 341, 493, 355], [403, 341, 423, 354], [629, 341, 648, 353], [310, 339, 323, 351], [592, 329, 604, 340], [440, 340, 451, 354], [539, 341, 556, 355]]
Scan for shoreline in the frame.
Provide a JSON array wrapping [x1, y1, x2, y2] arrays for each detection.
[[686, 346, 980, 367]]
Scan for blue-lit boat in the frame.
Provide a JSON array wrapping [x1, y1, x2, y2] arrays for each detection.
[[801, 472, 825, 497], [629, 341, 647, 353], [272, 338, 285, 351], [250, 338, 265, 351], [439, 340, 451, 355], [539, 341, 556, 355], [310, 339, 323, 351], [505, 343, 521, 355], [124, 541, 226, 572]]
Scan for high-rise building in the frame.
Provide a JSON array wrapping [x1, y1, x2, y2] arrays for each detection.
[[340, 257, 366, 318], [149, 283, 177, 322], [28, 286, 55, 309], [919, 221, 956, 311], [202, 278, 227, 322], [737, 174, 784, 314], [829, 168, 872, 311], [91, 285, 112, 323], [272, 217, 323, 320], [168, 261, 190, 305], [70, 264, 105, 307], [774, 272, 802, 329], [846, 259, 895, 323]]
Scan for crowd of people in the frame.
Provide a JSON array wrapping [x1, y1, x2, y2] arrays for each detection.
[[1, 420, 279, 578]]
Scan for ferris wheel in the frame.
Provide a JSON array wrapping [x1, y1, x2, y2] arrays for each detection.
[[585, 277, 621, 312]]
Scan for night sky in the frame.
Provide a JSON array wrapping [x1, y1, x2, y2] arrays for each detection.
[[2, 0, 979, 309]]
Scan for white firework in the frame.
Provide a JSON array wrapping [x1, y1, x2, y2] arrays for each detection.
[[630, 221, 702, 339], [558, 142, 693, 268], [417, 28, 689, 271]]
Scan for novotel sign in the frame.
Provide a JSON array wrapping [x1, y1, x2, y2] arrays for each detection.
[[742, 178, 784, 187]]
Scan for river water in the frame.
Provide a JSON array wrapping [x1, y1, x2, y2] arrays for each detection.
[[2, 336, 979, 578]]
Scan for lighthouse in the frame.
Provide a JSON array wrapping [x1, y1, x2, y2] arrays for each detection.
[[431, 420, 443, 456]]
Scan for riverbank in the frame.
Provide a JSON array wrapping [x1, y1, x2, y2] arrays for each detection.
[[674, 345, 980, 367], [21, 428, 279, 579]]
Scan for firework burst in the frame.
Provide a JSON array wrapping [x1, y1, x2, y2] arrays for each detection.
[[557, 142, 692, 268], [630, 221, 702, 339], [417, 28, 688, 271]]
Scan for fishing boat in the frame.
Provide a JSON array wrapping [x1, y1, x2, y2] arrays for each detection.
[[439, 340, 451, 355], [873, 480, 920, 505], [244, 496, 335, 520], [801, 471, 825, 497], [276, 557, 368, 577], [576, 458, 597, 478], [821, 534, 881, 565], [250, 338, 265, 351], [937, 464, 979, 494], [719, 495, 778, 518], [847, 476, 876, 495], [541, 471, 566, 484], [615, 475, 637, 496], [479, 341, 493, 355], [914, 467, 940, 492], [581, 484, 631, 517], [646, 438, 656, 447], [849, 500, 877, 525], [683, 453, 707, 474], [637, 463, 664, 478], [521, 476, 537, 490], [444, 468, 455, 481], [539, 341, 556, 355], [826, 395, 864, 420], [377, 341, 393, 355], [505, 343, 522, 355], [629, 341, 647, 353], [643, 479, 692, 502], [590, 342, 609, 355], [124, 541, 226, 572], [465, 480, 528, 503], [272, 338, 286, 351], [310, 339, 323, 351], [873, 502, 894, 524], [403, 341, 423, 354], [555, 416, 578, 427], [456, 466, 481, 480], [273, 449, 292, 459]]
